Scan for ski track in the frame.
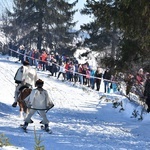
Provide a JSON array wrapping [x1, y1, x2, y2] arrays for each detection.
[[0, 57, 150, 150]]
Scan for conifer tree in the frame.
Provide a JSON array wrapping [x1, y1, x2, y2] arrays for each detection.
[[81, 0, 150, 69], [3, 0, 78, 51]]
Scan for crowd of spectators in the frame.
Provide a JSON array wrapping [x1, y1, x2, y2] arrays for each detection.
[[8, 44, 150, 112]]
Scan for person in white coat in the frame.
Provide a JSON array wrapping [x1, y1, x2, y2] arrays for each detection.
[[22, 79, 54, 132], [12, 60, 38, 107], [57, 62, 66, 80]]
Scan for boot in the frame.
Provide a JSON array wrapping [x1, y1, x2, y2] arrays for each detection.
[[147, 108, 150, 113], [22, 122, 28, 130], [44, 124, 49, 132], [12, 102, 17, 107]]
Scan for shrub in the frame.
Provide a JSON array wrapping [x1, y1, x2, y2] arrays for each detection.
[[0, 133, 11, 147]]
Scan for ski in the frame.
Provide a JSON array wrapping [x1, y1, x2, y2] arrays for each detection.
[[41, 125, 52, 134], [19, 124, 52, 134], [20, 124, 28, 133]]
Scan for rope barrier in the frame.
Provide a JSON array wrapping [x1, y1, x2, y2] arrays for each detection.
[[6, 48, 147, 111], [10, 47, 145, 100], [8, 47, 119, 85]]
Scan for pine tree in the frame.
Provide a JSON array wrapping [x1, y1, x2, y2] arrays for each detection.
[[81, 0, 150, 70], [2, 0, 78, 51]]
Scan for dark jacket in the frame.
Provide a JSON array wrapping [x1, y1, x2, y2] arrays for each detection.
[[103, 70, 111, 81], [144, 79, 150, 98], [34, 52, 39, 59], [94, 71, 102, 83]]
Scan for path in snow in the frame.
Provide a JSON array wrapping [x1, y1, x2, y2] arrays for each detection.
[[0, 56, 150, 150]]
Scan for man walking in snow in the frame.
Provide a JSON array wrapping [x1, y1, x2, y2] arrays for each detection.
[[12, 60, 38, 107], [22, 79, 54, 132]]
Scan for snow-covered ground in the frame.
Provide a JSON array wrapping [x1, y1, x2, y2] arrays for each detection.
[[0, 55, 150, 150]]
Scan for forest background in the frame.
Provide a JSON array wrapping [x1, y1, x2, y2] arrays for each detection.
[[0, 0, 149, 73]]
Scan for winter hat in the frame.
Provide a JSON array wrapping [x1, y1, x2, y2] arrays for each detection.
[[35, 79, 44, 87], [23, 61, 29, 66], [19, 45, 24, 49], [138, 68, 143, 73]]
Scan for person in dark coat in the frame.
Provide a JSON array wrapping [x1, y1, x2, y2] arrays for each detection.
[[33, 49, 40, 69], [144, 73, 150, 112], [94, 67, 103, 91], [8, 41, 12, 56], [103, 68, 111, 93], [125, 73, 135, 95]]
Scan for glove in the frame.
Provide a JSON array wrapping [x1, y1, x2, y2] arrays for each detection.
[[47, 103, 54, 110]]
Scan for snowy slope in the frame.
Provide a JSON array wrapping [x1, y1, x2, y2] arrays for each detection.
[[0, 55, 150, 150]]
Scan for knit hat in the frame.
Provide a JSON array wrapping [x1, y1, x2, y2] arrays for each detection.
[[19, 45, 24, 49], [35, 79, 44, 87], [23, 61, 29, 66]]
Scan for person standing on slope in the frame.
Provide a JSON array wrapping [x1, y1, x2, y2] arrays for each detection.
[[144, 73, 150, 113], [103, 68, 111, 93], [22, 79, 54, 132], [12, 60, 38, 107], [94, 67, 103, 91]]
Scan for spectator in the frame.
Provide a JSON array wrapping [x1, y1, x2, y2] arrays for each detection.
[[103, 68, 111, 93], [90, 67, 95, 89], [78, 64, 83, 85], [136, 68, 145, 95], [86, 68, 91, 87], [18, 45, 25, 64], [57, 62, 66, 80], [144, 73, 150, 112], [74, 63, 79, 84], [136, 68, 145, 86], [125, 73, 135, 95], [65, 61, 70, 80], [40, 50, 47, 71], [82, 63, 88, 85], [33, 49, 39, 69], [94, 67, 103, 91], [68, 62, 74, 82], [27, 49, 33, 66]]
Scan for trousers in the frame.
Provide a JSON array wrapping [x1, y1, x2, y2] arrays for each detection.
[[24, 109, 49, 124]]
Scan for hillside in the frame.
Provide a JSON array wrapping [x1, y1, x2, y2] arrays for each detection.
[[0, 54, 150, 150]]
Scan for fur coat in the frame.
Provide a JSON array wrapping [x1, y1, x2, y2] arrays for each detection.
[[25, 88, 54, 110]]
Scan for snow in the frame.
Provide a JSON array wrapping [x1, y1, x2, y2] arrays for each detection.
[[0, 54, 150, 150], [74, 48, 98, 70]]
